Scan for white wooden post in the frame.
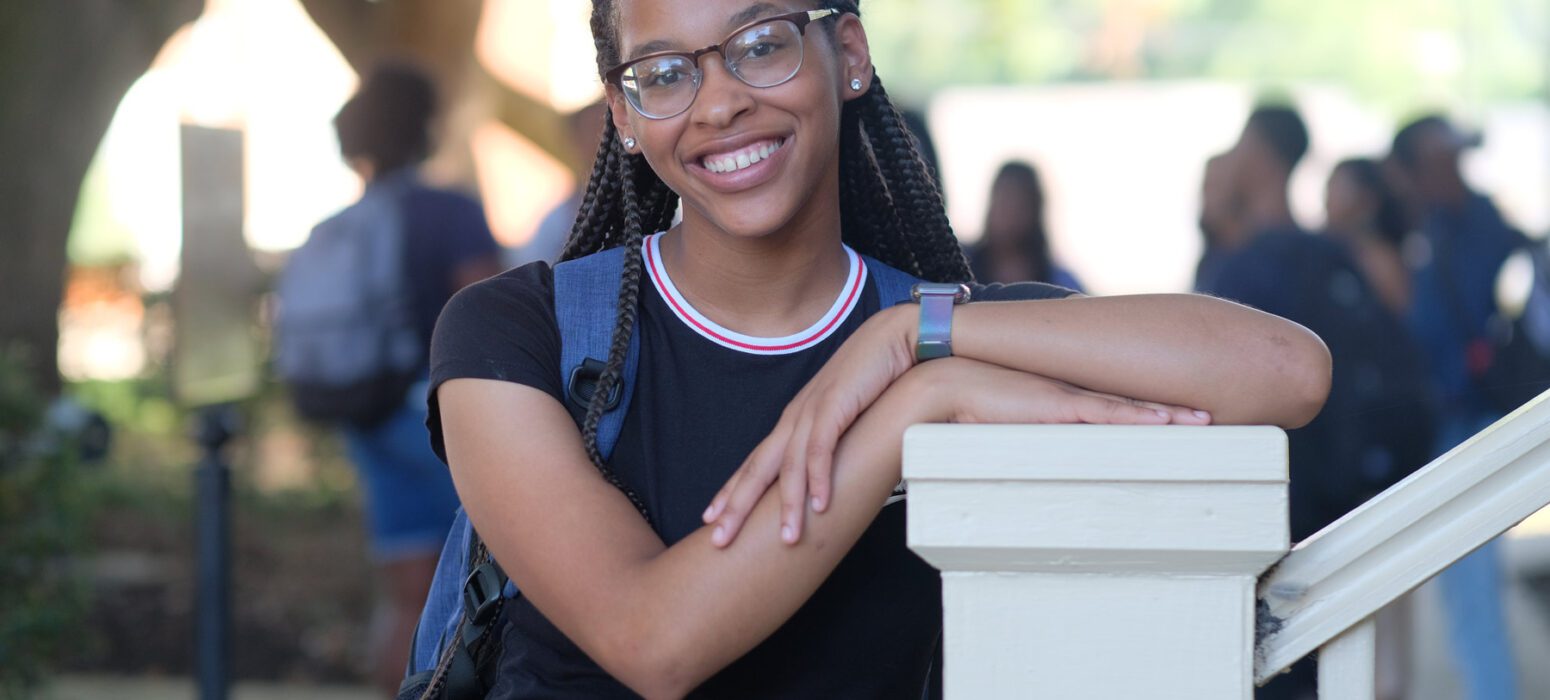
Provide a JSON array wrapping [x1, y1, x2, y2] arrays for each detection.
[[904, 425, 1289, 700], [1317, 618, 1376, 700]]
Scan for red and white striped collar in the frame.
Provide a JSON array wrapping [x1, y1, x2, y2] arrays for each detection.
[[642, 232, 867, 356]]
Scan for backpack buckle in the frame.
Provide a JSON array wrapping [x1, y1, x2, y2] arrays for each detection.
[[462, 561, 506, 627], [567, 358, 622, 411]]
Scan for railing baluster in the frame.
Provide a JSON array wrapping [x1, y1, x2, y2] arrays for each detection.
[[1316, 617, 1376, 700]]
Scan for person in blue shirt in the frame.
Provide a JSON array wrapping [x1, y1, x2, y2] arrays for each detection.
[[329, 61, 505, 695], [1200, 106, 1439, 700], [1389, 114, 1523, 700]]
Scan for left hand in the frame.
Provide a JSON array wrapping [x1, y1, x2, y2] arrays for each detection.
[[702, 305, 917, 546]]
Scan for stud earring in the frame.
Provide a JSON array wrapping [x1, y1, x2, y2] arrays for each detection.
[[623, 136, 637, 150], [850, 78, 863, 92]]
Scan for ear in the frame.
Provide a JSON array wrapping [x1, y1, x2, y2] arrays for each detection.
[[604, 85, 638, 152], [832, 14, 874, 103]]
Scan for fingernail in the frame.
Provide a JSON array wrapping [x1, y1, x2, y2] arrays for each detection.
[[713, 525, 726, 546], [781, 525, 794, 543], [1194, 410, 1210, 420], [1154, 409, 1170, 419], [702, 506, 715, 522], [811, 496, 823, 512]]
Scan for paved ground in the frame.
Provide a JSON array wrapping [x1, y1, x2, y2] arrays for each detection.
[[37, 676, 377, 700]]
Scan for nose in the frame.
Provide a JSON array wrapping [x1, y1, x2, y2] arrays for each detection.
[[688, 55, 755, 129]]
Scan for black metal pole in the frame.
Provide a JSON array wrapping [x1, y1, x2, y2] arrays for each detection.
[[194, 404, 236, 700]]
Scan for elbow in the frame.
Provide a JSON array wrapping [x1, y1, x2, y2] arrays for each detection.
[[591, 621, 702, 700], [1276, 324, 1332, 429]]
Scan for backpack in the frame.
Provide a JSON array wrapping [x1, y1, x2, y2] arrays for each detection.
[[398, 247, 923, 700], [275, 175, 423, 428], [1443, 238, 1550, 414], [1283, 237, 1437, 534]]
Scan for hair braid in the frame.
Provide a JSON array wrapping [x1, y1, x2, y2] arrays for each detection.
[[561, 117, 622, 260], [573, 150, 655, 522], [853, 77, 971, 283]]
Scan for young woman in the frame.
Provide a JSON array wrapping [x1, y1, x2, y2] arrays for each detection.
[[429, 1, 1331, 697]]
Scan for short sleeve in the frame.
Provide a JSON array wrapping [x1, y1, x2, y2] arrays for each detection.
[[968, 280, 1078, 302], [426, 262, 564, 463]]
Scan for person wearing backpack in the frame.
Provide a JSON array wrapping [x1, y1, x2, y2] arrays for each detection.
[[283, 62, 503, 696], [418, 3, 1332, 698], [1388, 114, 1525, 700]]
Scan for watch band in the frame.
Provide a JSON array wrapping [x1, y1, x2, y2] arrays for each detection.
[[912, 283, 970, 361]]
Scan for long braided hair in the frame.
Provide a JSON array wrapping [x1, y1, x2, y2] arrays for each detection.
[[564, 1, 971, 519]]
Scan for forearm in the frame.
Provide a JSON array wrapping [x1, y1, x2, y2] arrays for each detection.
[[600, 375, 931, 696], [896, 294, 1330, 427]]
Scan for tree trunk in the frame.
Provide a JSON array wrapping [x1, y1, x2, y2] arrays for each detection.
[[297, 0, 576, 182], [0, 1, 202, 393]]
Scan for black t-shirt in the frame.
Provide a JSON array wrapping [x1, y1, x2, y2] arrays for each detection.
[[428, 238, 1071, 698]]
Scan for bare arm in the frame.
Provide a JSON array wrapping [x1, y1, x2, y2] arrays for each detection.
[[439, 358, 1170, 698], [439, 374, 919, 698], [932, 293, 1332, 428], [707, 292, 1333, 546]]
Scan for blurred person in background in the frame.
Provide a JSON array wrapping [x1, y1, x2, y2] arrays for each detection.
[[329, 62, 504, 696], [1200, 107, 1436, 700], [1324, 158, 1413, 315], [1388, 114, 1523, 700], [507, 101, 609, 268], [1194, 151, 1247, 289], [965, 160, 1083, 290], [1323, 157, 1429, 700]]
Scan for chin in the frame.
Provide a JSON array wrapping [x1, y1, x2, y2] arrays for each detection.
[[691, 190, 805, 240]]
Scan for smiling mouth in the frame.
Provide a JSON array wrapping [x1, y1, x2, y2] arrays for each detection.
[[700, 137, 787, 174]]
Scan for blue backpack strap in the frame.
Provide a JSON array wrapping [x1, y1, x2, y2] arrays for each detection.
[[864, 254, 924, 308], [407, 508, 475, 675], [404, 248, 645, 681], [553, 247, 642, 461]]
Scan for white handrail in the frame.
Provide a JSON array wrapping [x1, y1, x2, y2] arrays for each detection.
[[1255, 392, 1550, 684]]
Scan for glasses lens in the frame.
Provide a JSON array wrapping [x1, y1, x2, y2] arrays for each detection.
[[727, 20, 803, 88], [622, 55, 700, 118]]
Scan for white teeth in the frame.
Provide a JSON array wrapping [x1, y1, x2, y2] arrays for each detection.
[[702, 138, 784, 174]]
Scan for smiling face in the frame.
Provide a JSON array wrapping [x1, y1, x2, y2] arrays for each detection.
[[603, 0, 872, 241]]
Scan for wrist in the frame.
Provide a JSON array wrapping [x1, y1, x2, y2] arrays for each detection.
[[881, 303, 920, 370], [892, 358, 963, 424]]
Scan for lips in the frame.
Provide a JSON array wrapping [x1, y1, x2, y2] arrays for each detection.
[[701, 138, 786, 174], [684, 132, 793, 193]]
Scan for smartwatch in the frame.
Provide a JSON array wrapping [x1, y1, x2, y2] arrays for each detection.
[[910, 283, 971, 361]]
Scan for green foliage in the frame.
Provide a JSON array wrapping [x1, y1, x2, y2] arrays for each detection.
[[0, 350, 94, 699], [863, 0, 1550, 110]]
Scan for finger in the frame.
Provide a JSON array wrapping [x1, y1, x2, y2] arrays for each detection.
[[804, 406, 844, 513], [704, 467, 743, 524], [1072, 389, 1200, 425], [778, 414, 816, 544], [713, 443, 783, 547], [1075, 394, 1173, 425]]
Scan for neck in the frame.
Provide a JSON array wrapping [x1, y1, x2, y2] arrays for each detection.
[[658, 174, 850, 337], [1244, 182, 1296, 234]]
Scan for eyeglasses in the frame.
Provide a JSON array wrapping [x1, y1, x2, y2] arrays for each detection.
[[605, 9, 841, 120]]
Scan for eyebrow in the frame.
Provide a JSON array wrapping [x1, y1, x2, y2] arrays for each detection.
[[624, 2, 787, 61]]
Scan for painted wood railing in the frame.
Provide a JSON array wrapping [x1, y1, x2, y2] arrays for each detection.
[[904, 394, 1550, 698]]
